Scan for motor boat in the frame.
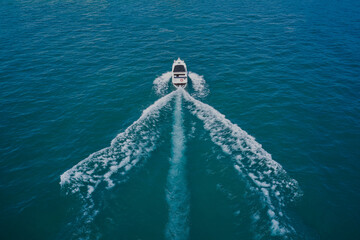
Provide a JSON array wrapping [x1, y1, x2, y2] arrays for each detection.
[[172, 58, 188, 88]]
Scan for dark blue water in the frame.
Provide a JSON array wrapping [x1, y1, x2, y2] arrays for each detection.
[[1, 0, 360, 239]]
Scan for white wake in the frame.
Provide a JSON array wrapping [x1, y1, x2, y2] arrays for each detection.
[[165, 90, 190, 240], [153, 72, 172, 96], [188, 72, 209, 98], [61, 69, 301, 239], [60, 91, 176, 193], [183, 91, 302, 238], [60, 91, 176, 239]]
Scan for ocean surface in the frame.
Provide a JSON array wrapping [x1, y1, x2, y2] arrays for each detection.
[[1, 0, 360, 239]]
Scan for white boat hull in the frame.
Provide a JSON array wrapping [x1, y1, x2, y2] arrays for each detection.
[[172, 58, 188, 88]]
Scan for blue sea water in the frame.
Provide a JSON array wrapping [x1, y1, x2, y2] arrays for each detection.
[[1, 0, 360, 239]]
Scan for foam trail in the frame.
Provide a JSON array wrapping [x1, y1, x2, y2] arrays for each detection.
[[60, 91, 176, 194], [188, 72, 209, 98], [153, 72, 172, 96], [183, 91, 302, 238], [59, 91, 177, 239], [165, 89, 190, 240]]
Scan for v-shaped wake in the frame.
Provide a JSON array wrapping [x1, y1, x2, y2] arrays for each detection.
[[60, 73, 301, 239]]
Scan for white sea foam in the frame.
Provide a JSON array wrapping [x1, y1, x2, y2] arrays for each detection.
[[153, 72, 172, 96], [60, 91, 176, 195], [188, 72, 209, 98], [60, 91, 177, 239], [183, 91, 301, 238], [165, 90, 190, 240]]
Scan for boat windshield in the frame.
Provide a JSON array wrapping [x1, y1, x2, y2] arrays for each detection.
[[173, 65, 186, 72]]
